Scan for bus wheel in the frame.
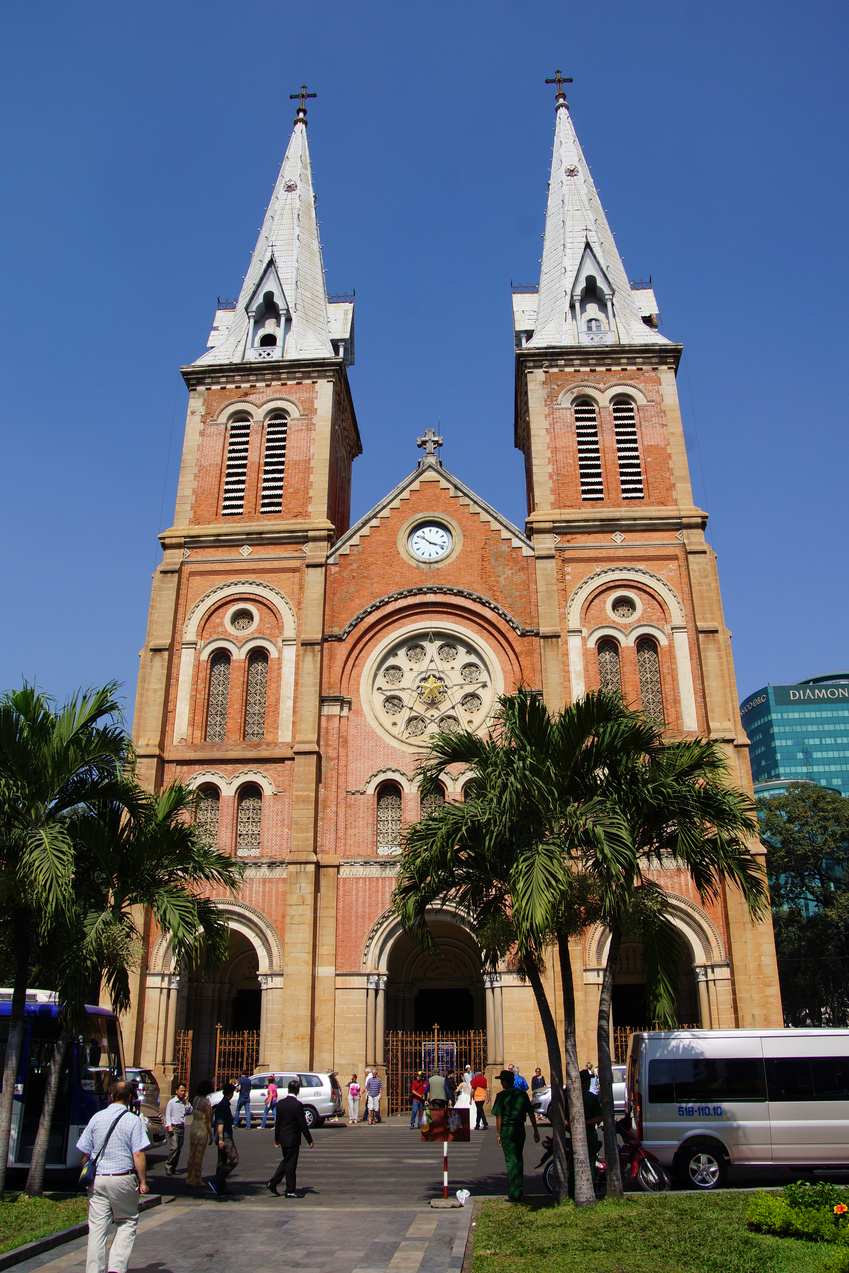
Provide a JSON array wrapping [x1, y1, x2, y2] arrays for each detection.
[[676, 1142, 728, 1190]]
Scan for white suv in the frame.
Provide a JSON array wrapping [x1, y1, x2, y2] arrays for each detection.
[[210, 1071, 343, 1128]]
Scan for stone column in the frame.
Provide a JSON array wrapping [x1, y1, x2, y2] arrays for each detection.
[[491, 975, 504, 1066], [365, 976, 377, 1067], [375, 976, 387, 1066], [163, 975, 181, 1072], [694, 966, 712, 1028], [483, 974, 496, 1065]]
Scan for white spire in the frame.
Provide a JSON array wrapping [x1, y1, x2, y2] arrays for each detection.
[[526, 94, 667, 350], [195, 105, 351, 366]]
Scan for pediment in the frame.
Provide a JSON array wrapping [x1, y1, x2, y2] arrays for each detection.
[[244, 258, 290, 317], [570, 242, 614, 304], [329, 462, 533, 563]]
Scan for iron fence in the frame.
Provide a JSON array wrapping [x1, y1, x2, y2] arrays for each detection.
[[213, 1026, 260, 1088], [383, 1028, 487, 1116]]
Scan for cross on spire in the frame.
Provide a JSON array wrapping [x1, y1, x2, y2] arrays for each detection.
[[545, 69, 573, 108], [290, 84, 317, 123], [417, 428, 443, 458]]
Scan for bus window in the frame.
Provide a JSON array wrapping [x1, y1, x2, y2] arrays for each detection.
[[19, 1016, 71, 1165], [80, 1013, 122, 1094]]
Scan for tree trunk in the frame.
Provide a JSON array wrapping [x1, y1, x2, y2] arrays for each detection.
[[24, 1026, 72, 1197], [0, 915, 31, 1195], [556, 931, 596, 1207], [598, 921, 624, 1199], [523, 957, 569, 1202]]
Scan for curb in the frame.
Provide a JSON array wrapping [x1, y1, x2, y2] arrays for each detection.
[[0, 1194, 162, 1270]]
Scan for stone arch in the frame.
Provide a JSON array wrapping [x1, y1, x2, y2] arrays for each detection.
[[183, 580, 296, 642], [566, 567, 697, 729], [585, 893, 727, 972], [362, 902, 483, 974], [149, 899, 283, 975], [362, 768, 415, 795]]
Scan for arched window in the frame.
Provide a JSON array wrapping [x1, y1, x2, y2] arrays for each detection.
[[205, 652, 231, 742], [637, 638, 665, 722], [612, 398, 644, 499], [597, 640, 622, 695], [243, 650, 269, 740], [195, 786, 220, 849], [259, 415, 288, 513], [462, 781, 477, 803], [420, 784, 446, 820], [221, 418, 251, 515], [574, 399, 604, 500], [236, 784, 262, 856], [376, 783, 403, 855]]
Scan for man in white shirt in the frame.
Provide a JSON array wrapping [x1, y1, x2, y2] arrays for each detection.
[[77, 1080, 150, 1273], [164, 1082, 192, 1176]]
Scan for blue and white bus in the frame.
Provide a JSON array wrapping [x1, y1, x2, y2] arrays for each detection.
[[0, 990, 125, 1169]]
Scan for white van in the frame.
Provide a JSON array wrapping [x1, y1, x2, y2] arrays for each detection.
[[626, 1029, 849, 1189]]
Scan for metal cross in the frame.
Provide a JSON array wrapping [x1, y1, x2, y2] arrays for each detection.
[[545, 69, 573, 102], [290, 85, 317, 115], [417, 428, 443, 457]]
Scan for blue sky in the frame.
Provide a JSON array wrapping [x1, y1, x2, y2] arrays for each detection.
[[1, 0, 847, 723]]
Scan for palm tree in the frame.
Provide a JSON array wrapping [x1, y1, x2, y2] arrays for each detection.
[[0, 684, 127, 1196], [24, 782, 243, 1195], [394, 689, 655, 1206], [590, 737, 769, 1197]]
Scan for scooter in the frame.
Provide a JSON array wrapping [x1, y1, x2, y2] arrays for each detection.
[[537, 1117, 671, 1195]]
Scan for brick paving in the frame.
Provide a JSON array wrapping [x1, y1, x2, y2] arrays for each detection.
[[11, 1118, 517, 1273]]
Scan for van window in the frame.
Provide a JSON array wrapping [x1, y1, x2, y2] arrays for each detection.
[[298, 1074, 322, 1088], [766, 1057, 849, 1101], [649, 1058, 766, 1103]]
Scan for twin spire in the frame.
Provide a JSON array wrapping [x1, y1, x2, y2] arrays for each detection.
[[195, 87, 353, 367], [196, 77, 664, 369]]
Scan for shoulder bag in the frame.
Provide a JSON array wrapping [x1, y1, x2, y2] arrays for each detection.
[[79, 1108, 130, 1190]]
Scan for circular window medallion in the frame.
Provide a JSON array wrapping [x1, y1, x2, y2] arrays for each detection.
[[611, 596, 636, 620], [225, 604, 259, 634], [365, 628, 500, 751], [605, 591, 642, 624]]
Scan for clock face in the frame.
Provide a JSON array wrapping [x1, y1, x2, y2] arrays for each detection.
[[408, 523, 453, 562]]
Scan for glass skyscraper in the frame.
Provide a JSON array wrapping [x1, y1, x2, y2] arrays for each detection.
[[741, 673, 849, 793]]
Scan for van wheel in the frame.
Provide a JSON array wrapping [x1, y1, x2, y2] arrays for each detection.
[[302, 1106, 321, 1129], [676, 1142, 728, 1190]]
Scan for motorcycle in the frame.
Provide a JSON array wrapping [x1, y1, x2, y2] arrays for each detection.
[[537, 1116, 671, 1195]]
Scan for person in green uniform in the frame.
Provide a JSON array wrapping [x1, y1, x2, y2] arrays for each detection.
[[492, 1069, 540, 1202]]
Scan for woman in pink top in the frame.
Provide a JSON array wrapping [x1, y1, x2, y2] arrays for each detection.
[[346, 1074, 361, 1124], [260, 1078, 278, 1129]]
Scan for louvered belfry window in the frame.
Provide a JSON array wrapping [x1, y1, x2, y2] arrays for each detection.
[[236, 785, 262, 855], [574, 399, 604, 500], [259, 416, 288, 513], [244, 650, 269, 740], [420, 785, 446, 820], [612, 398, 644, 499], [195, 786, 220, 848], [597, 640, 622, 695], [637, 638, 665, 722], [205, 652, 230, 742], [376, 784, 403, 855], [221, 420, 251, 515]]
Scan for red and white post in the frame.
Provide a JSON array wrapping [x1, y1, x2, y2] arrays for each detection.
[[443, 1141, 448, 1199]]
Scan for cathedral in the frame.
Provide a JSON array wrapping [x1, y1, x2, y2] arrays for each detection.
[[127, 82, 782, 1102]]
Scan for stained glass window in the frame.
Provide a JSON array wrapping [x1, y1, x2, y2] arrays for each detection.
[[420, 785, 445, 820], [637, 638, 665, 722], [597, 640, 622, 695], [195, 786, 220, 849], [244, 650, 268, 740], [376, 784, 402, 855], [236, 785, 262, 856], [206, 652, 230, 742]]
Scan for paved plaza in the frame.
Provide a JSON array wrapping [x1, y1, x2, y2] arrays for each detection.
[[12, 1118, 518, 1273]]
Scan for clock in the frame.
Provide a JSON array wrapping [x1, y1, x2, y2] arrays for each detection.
[[408, 522, 453, 562]]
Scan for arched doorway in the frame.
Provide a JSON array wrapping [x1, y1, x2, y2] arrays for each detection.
[[385, 917, 485, 1032], [182, 929, 262, 1086], [611, 932, 700, 1061]]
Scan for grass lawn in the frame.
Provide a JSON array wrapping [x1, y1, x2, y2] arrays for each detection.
[[0, 1194, 88, 1255], [472, 1193, 828, 1273]]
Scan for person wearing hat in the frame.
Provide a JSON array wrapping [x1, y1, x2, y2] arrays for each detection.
[[492, 1069, 539, 1202], [410, 1071, 427, 1129]]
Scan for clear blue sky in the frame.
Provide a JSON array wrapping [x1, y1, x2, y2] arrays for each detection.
[[2, 0, 847, 723]]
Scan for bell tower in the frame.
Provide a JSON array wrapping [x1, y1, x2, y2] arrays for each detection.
[[131, 91, 360, 1072], [514, 76, 782, 1029]]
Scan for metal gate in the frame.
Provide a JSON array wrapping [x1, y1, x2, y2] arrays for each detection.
[[384, 1028, 487, 1116], [213, 1026, 260, 1088], [174, 1030, 193, 1089]]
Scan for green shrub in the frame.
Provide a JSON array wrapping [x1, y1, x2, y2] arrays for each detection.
[[784, 1181, 849, 1212], [745, 1191, 849, 1244]]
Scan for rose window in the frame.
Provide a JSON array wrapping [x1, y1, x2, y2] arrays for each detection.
[[367, 629, 497, 749], [230, 608, 254, 631], [611, 596, 636, 620]]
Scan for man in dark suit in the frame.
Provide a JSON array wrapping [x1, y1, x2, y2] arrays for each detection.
[[265, 1079, 314, 1197]]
